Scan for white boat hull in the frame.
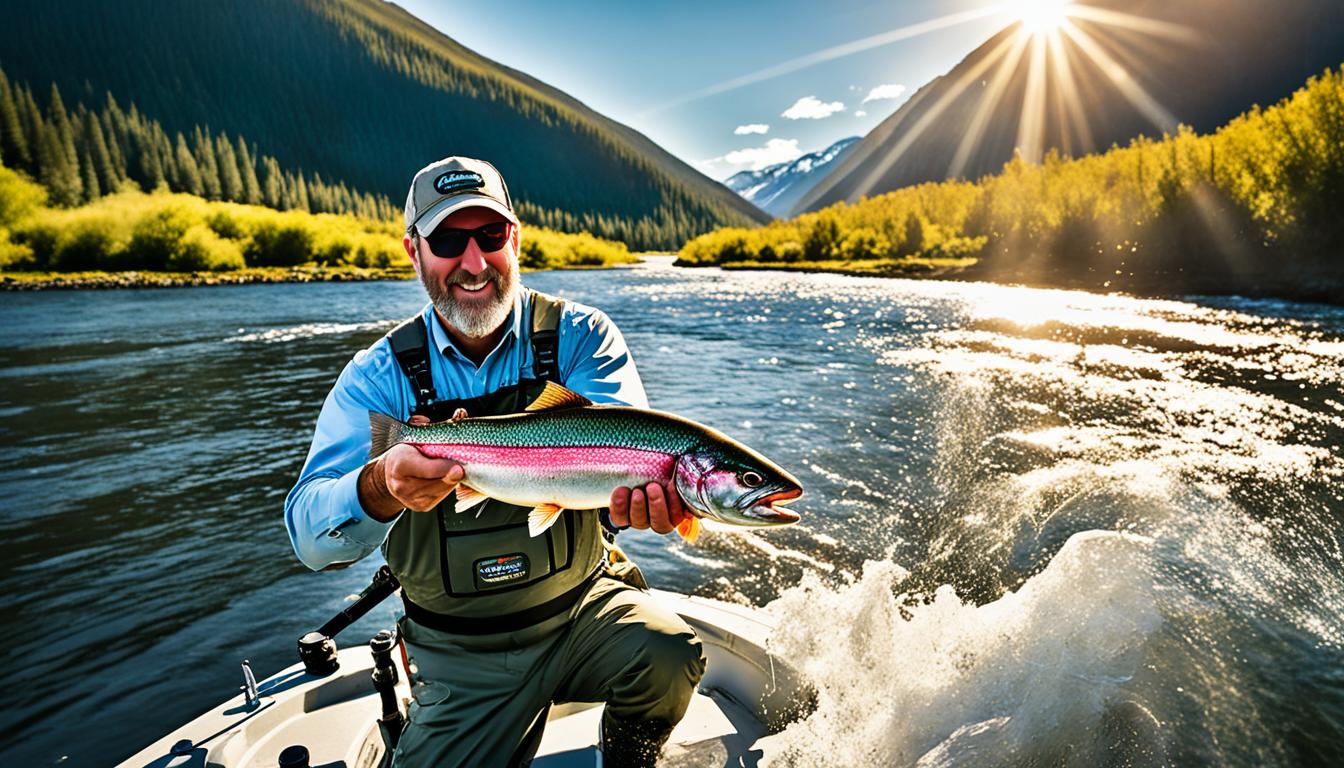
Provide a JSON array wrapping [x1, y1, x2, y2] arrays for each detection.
[[120, 590, 809, 767]]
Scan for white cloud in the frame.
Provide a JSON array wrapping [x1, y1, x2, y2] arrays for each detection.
[[726, 138, 803, 170], [855, 110, 868, 117], [734, 123, 769, 135], [782, 96, 845, 120], [862, 83, 907, 103], [701, 138, 804, 176]]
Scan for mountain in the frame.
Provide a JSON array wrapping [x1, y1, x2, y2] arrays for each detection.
[[794, 0, 1344, 216], [0, 0, 768, 249], [724, 137, 859, 218]]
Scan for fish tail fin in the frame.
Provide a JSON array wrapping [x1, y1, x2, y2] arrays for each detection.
[[675, 515, 702, 544], [368, 411, 407, 458]]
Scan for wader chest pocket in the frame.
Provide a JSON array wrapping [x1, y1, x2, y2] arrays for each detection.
[[442, 512, 571, 596]]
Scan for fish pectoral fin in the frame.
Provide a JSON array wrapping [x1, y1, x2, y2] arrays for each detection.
[[454, 485, 488, 514], [524, 382, 593, 412], [527, 504, 565, 536], [675, 515, 702, 544]]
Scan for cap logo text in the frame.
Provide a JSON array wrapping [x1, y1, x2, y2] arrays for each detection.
[[434, 170, 485, 195]]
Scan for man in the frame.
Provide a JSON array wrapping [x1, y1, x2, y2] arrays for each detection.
[[285, 156, 706, 767]]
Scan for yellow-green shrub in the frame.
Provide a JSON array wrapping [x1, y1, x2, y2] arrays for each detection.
[[169, 225, 246, 271]]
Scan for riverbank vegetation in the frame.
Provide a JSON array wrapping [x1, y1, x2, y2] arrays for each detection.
[[0, 166, 635, 286], [680, 67, 1344, 301]]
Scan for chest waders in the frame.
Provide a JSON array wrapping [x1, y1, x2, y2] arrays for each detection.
[[381, 292, 608, 636]]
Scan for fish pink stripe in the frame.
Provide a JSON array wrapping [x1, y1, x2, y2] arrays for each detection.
[[416, 443, 677, 479]]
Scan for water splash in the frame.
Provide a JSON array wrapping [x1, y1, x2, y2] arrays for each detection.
[[763, 530, 1162, 766]]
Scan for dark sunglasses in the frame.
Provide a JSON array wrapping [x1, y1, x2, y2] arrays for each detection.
[[420, 222, 513, 258]]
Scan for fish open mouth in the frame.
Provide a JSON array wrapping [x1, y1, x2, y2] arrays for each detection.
[[752, 487, 803, 524]]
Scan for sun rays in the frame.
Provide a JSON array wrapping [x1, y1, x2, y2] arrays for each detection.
[[843, 1, 1200, 200], [651, 2, 1201, 209]]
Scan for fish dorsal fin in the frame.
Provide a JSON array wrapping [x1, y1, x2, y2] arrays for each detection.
[[675, 515, 702, 545], [524, 382, 593, 412], [528, 504, 565, 536], [454, 484, 488, 514]]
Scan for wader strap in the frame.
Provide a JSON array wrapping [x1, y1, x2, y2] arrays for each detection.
[[530, 291, 564, 384], [391, 292, 565, 411], [388, 315, 437, 410], [401, 569, 597, 635]]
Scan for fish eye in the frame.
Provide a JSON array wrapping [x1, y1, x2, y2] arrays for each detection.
[[740, 471, 764, 488]]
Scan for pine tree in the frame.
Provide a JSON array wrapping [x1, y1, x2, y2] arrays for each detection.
[[261, 156, 283, 208], [192, 126, 221, 199], [154, 129, 174, 190], [173, 132, 203, 196], [46, 85, 83, 202], [82, 109, 118, 193], [0, 70, 30, 167], [101, 93, 128, 180], [38, 124, 80, 206], [293, 171, 310, 211], [16, 86, 44, 175], [79, 145, 101, 201], [236, 136, 261, 204], [215, 134, 244, 202], [47, 85, 79, 168]]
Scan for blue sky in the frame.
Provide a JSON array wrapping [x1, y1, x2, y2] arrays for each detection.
[[397, 0, 1020, 180]]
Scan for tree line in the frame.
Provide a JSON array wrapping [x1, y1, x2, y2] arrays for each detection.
[[0, 67, 397, 220], [680, 67, 1344, 296]]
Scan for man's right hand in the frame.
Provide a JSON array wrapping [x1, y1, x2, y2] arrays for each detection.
[[358, 412, 466, 521]]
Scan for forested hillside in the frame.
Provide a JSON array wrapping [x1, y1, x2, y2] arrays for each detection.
[[0, 0, 767, 248]]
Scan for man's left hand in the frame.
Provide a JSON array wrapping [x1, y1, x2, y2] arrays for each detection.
[[609, 482, 690, 534]]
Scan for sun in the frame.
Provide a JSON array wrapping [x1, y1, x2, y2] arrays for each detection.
[[1010, 0, 1075, 35]]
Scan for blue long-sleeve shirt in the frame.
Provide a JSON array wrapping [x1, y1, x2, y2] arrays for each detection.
[[285, 288, 648, 571]]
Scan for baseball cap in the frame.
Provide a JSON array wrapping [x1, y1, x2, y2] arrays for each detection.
[[404, 156, 519, 235]]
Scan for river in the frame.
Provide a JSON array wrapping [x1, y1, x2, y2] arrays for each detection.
[[1, 259, 1342, 766]]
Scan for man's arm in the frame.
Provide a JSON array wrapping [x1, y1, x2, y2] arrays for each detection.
[[285, 356, 406, 571]]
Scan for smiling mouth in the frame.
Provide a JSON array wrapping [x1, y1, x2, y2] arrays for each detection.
[[452, 279, 493, 295]]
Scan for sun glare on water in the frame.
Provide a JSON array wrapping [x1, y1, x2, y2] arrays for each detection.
[[1010, 0, 1074, 35]]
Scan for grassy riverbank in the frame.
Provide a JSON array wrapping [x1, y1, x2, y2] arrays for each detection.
[[680, 67, 1344, 304], [0, 265, 416, 290], [719, 256, 977, 279]]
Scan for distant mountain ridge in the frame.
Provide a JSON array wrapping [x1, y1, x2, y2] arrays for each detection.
[[796, 0, 1344, 215], [725, 137, 859, 218], [0, 0, 768, 248]]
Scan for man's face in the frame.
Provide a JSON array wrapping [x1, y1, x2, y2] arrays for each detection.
[[405, 206, 520, 339]]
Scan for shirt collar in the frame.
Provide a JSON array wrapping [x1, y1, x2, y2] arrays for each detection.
[[423, 286, 529, 359]]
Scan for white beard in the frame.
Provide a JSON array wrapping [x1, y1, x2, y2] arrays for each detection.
[[423, 258, 519, 339]]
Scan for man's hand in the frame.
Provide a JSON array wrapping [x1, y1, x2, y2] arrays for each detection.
[[608, 482, 690, 534], [358, 411, 465, 521]]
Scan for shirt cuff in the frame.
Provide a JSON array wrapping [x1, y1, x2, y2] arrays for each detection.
[[327, 466, 401, 548]]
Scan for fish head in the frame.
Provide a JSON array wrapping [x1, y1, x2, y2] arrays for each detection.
[[674, 443, 803, 528]]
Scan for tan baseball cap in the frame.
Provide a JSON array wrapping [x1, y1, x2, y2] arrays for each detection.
[[404, 156, 519, 235]]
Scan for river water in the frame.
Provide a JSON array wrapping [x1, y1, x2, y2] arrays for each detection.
[[1, 259, 1342, 766]]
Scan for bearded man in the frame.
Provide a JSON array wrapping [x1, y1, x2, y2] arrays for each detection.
[[285, 157, 705, 766]]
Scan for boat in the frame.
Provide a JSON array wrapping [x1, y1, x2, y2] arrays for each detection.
[[119, 570, 812, 768]]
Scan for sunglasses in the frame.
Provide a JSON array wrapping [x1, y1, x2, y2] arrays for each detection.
[[420, 222, 513, 258]]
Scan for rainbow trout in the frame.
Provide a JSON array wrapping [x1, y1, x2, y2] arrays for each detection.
[[368, 382, 803, 542]]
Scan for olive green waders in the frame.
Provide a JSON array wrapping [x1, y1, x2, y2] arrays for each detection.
[[393, 576, 706, 767], [380, 293, 705, 765]]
